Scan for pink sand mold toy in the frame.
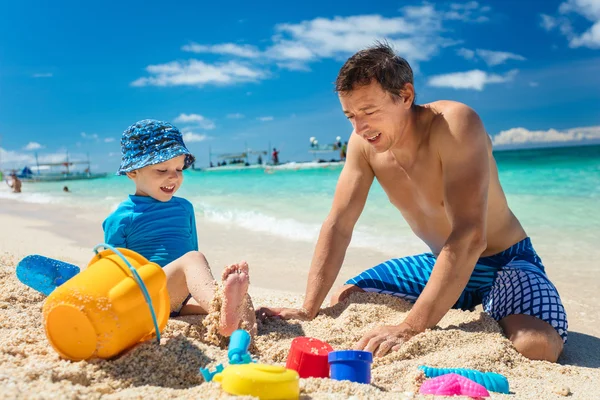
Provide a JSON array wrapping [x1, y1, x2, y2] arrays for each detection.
[[418, 365, 509, 394], [419, 373, 490, 397]]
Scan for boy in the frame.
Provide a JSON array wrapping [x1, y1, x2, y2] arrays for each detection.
[[103, 119, 255, 337]]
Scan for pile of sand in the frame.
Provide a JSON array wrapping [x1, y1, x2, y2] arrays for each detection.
[[0, 253, 597, 399]]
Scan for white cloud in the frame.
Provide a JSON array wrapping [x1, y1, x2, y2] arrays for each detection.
[[227, 113, 245, 119], [445, 1, 491, 22], [32, 73, 53, 78], [541, 0, 600, 49], [257, 116, 274, 122], [265, 7, 459, 69], [182, 43, 261, 58], [132, 60, 266, 87], [427, 69, 518, 90], [23, 142, 44, 150], [457, 48, 526, 66], [133, 3, 494, 88], [457, 48, 475, 59], [474, 49, 526, 66], [174, 113, 216, 130], [540, 14, 558, 31], [493, 125, 600, 146], [182, 131, 210, 143], [81, 132, 99, 140], [104, 138, 115, 143]]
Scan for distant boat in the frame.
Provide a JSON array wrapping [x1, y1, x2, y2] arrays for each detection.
[[17, 152, 107, 182]]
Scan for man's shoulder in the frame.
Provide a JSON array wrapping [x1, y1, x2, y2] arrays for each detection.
[[428, 101, 480, 127], [427, 101, 487, 147]]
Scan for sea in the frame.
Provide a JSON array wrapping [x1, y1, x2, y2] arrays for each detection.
[[2, 144, 599, 256]]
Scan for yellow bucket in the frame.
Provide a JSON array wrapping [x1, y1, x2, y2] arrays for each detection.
[[42, 248, 170, 361]]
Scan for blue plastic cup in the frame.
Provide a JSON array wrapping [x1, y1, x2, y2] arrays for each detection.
[[328, 350, 373, 384]]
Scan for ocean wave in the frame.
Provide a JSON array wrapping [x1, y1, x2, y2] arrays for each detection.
[[197, 203, 420, 254]]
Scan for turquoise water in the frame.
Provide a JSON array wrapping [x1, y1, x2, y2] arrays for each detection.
[[2, 145, 599, 254]]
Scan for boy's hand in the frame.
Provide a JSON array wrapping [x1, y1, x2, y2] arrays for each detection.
[[256, 306, 312, 322]]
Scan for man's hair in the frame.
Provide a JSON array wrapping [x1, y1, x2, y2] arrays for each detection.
[[335, 41, 415, 104]]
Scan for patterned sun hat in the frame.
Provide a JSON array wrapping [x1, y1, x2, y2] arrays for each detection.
[[116, 119, 196, 175]]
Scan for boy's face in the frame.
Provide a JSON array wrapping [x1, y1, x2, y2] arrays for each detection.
[[126, 155, 186, 202]]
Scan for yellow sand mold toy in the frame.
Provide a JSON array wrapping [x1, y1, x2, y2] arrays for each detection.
[[214, 363, 300, 399], [42, 245, 170, 361]]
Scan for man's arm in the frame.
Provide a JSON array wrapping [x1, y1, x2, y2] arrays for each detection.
[[301, 134, 375, 318], [404, 105, 489, 332], [257, 133, 374, 320], [356, 104, 490, 356]]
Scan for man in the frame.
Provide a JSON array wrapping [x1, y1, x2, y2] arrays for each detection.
[[259, 43, 567, 362]]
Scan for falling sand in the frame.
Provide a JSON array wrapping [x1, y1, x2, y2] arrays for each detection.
[[0, 253, 598, 399]]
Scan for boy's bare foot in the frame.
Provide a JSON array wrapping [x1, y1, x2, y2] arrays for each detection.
[[219, 261, 250, 336]]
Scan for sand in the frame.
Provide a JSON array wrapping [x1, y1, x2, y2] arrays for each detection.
[[1, 197, 599, 399]]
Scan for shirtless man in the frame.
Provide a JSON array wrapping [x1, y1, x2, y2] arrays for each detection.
[[259, 43, 567, 362]]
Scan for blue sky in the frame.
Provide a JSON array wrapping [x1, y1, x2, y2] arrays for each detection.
[[1, 0, 599, 171]]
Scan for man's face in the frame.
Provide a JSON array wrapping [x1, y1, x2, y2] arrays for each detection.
[[126, 155, 186, 202], [339, 81, 411, 153]]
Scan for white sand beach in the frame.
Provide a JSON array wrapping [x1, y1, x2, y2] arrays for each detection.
[[1, 196, 599, 399]]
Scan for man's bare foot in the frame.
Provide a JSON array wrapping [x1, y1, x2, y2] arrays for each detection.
[[219, 261, 250, 336]]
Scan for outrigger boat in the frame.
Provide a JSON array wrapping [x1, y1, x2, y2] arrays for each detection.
[[16, 153, 107, 182]]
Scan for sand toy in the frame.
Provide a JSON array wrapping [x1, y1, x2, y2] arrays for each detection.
[[228, 329, 253, 364], [286, 336, 333, 378], [419, 373, 490, 397], [328, 350, 373, 384], [213, 363, 299, 399], [42, 244, 169, 361], [16, 255, 80, 295], [418, 365, 509, 393]]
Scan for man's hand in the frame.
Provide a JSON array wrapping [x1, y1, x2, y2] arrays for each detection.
[[354, 322, 418, 357], [256, 307, 313, 322]]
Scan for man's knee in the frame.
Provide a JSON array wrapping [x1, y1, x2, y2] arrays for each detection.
[[330, 284, 364, 306], [500, 315, 564, 362], [510, 330, 563, 362]]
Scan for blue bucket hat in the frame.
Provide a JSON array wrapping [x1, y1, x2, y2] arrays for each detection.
[[116, 119, 196, 175]]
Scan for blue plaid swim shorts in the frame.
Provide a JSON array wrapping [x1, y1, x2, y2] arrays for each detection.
[[346, 237, 568, 343]]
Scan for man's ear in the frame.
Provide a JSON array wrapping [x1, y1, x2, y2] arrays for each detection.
[[125, 171, 137, 179], [399, 83, 415, 108]]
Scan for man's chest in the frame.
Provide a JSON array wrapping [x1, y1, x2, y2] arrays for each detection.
[[371, 153, 446, 218]]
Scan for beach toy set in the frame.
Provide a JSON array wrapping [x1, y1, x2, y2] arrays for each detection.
[[39, 244, 169, 360], [15, 249, 509, 398], [203, 329, 300, 400], [285, 337, 373, 384]]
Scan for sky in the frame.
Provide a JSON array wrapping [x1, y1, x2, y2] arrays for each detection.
[[1, 0, 599, 171]]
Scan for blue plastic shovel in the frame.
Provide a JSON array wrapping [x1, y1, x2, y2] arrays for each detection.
[[16, 255, 80, 296]]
